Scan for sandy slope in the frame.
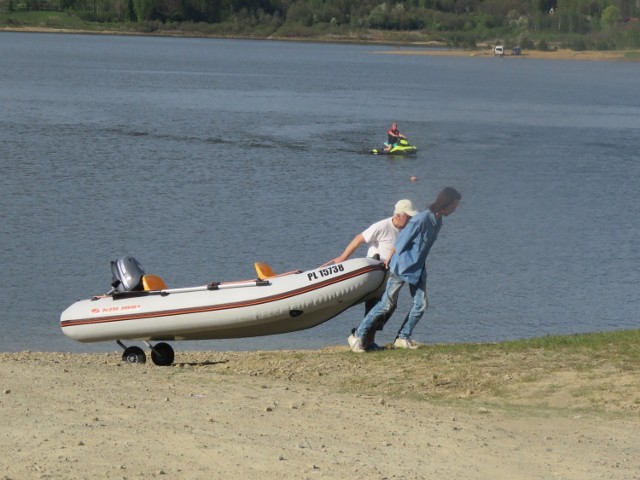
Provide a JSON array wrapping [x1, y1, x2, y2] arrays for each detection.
[[1, 350, 638, 479]]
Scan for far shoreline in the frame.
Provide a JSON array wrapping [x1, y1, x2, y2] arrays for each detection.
[[3, 26, 640, 62], [378, 46, 640, 62]]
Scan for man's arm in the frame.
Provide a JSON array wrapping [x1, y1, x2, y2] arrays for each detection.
[[331, 234, 365, 264]]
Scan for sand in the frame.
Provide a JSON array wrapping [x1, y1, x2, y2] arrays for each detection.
[[2, 348, 639, 479], [377, 47, 640, 62]]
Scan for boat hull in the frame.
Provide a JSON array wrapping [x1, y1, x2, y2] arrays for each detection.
[[60, 258, 387, 343]]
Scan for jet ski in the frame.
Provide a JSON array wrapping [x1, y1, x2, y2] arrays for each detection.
[[372, 138, 418, 155]]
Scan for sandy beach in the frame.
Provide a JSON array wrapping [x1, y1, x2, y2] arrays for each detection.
[[378, 47, 640, 62], [2, 347, 639, 479]]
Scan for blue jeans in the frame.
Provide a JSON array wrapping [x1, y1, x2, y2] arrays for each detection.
[[355, 272, 428, 340]]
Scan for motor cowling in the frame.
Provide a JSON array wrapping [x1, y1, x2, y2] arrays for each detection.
[[110, 256, 146, 293]]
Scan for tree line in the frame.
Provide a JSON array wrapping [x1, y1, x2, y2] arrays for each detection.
[[3, 0, 640, 49]]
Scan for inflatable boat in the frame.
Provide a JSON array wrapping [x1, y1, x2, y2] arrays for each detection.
[[372, 138, 418, 155], [60, 256, 387, 365]]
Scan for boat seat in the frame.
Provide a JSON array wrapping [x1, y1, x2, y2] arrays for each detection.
[[255, 262, 277, 280], [254, 262, 303, 280], [142, 274, 168, 291]]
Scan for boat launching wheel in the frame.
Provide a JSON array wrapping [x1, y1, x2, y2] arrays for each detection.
[[121, 346, 146, 364], [149, 342, 175, 366], [116, 340, 174, 366]]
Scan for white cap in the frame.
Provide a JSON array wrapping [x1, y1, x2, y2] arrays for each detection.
[[394, 199, 418, 217]]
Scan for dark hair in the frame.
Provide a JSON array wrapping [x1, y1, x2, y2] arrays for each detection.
[[428, 187, 461, 214]]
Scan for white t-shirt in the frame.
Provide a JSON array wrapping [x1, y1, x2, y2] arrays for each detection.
[[361, 217, 400, 262]]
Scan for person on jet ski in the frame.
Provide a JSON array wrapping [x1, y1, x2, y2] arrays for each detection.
[[384, 122, 407, 152]]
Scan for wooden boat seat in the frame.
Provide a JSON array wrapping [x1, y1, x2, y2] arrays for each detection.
[[254, 262, 277, 280], [142, 274, 168, 291]]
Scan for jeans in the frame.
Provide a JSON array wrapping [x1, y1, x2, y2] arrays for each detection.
[[364, 296, 395, 331], [355, 272, 428, 340]]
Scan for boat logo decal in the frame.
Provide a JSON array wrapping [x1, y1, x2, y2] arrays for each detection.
[[90, 304, 142, 315], [307, 264, 344, 281]]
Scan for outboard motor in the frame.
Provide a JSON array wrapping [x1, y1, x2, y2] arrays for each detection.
[[110, 256, 146, 294]]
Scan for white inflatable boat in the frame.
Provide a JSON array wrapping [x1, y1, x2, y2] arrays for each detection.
[[60, 257, 386, 365]]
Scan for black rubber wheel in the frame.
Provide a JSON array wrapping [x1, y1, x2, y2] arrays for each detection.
[[122, 346, 146, 364], [150, 342, 175, 366]]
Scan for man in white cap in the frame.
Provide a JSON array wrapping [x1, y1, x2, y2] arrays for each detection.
[[350, 187, 461, 353], [331, 199, 418, 350]]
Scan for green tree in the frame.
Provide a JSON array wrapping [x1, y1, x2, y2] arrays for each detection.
[[601, 5, 621, 27], [133, 0, 154, 20], [537, 0, 556, 13], [367, 3, 387, 28]]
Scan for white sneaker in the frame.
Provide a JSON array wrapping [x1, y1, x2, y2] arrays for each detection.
[[348, 334, 366, 353], [394, 337, 419, 350]]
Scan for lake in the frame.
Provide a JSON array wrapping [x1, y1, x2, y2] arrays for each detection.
[[1, 31, 638, 353]]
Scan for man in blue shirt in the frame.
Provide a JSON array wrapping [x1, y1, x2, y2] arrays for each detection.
[[348, 187, 461, 352]]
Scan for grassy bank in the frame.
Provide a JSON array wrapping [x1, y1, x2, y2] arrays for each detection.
[[203, 329, 640, 414]]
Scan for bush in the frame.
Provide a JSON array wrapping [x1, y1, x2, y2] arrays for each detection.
[[446, 32, 477, 48], [134, 20, 160, 32], [76, 11, 116, 23], [571, 37, 586, 50], [483, 15, 501, 29], [519, 37, 534, 49]]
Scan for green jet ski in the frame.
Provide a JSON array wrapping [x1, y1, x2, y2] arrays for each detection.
[[372, 138, 418, 155]]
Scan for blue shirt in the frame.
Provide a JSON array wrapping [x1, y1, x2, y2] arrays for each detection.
[[389, 209, 442, 285]]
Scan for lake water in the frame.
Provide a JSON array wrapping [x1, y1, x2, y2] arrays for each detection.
[[1, 31, 638, 353]]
